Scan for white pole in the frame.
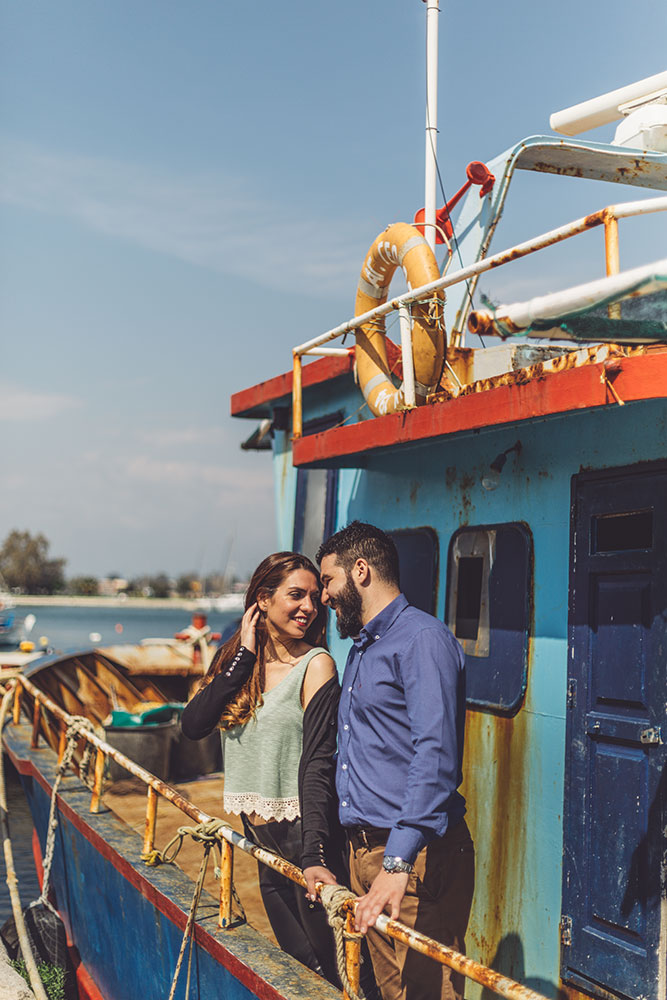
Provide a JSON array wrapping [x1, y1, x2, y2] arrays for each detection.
[[424, 0, 439, 254], [399, 305, 416, 407]]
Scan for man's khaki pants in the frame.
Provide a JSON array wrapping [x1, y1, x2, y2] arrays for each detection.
[[349, 820, 475, 1000]]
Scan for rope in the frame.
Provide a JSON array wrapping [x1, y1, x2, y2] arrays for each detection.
[[37, 716, 95, 911], [144, 818, 248, 999], [320, 883, 365, 1000], [0, 685, 49, 1000]]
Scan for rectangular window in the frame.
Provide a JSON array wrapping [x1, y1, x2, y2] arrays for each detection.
[[292, 413, 341, 563], [593, 510, 653, 553], [389, 528, 438, 615], [447, 523, 532, 714]]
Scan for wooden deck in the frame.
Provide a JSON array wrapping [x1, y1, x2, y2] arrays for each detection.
[[103, 773, 276, 943]]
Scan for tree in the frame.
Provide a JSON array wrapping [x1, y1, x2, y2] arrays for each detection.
[[0, 530, 66, 594], [69, 576, 99, 596]]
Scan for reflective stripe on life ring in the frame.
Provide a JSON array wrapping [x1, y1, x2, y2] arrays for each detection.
[[355, 222, 445, 417]]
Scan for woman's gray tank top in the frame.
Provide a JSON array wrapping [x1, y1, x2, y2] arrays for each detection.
[[222, 646, 327, 822]]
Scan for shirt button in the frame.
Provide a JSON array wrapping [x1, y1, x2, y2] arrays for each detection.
[[343, 724, 349, 731], [342, 801, 348, 807], [341, 763, 347, 770], [348, 686, 352, 692], [375, 635, 380, 640]]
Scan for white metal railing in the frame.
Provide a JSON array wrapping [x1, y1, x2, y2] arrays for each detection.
[[290, 195, 667, 437]]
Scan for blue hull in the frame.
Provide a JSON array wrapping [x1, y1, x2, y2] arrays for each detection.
[[3, 723, 340, 1000]]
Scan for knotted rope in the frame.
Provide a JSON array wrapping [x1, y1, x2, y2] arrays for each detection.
[[143, 818, 246, 1000], [37, 715, 96, 911], [320, 883, 365, 1000]]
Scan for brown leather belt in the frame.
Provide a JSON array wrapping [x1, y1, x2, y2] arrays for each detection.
[[347, 825, 392, 851]]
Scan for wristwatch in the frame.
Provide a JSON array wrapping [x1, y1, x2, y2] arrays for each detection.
[[382, 855, 414, 874]]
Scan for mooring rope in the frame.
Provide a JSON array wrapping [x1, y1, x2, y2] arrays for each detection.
[[0, 685, 49, 1000], [319, 883, 365, 1000]]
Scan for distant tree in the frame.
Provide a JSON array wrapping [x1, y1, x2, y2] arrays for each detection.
[[176, 574, 195, 597], [0, 530, 66, 594], [146, 573, 171, 599], [69, 576, 99, 596]]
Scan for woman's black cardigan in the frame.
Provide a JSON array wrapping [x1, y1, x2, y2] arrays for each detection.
[[180, 650, 345, 873]]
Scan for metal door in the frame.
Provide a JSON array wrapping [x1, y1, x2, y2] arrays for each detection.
[[563, 464, 667, 1000]]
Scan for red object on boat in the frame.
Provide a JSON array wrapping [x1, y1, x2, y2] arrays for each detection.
[[414, 160, 495, 244]]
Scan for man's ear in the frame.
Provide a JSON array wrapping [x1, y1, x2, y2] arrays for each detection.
[[353, 558, 371, 585]]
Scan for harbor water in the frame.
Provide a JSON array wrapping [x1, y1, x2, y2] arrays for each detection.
[[0, 601, 240, 923]]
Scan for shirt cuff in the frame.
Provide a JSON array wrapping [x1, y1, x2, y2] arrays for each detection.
[[384, 829, 427, 866]]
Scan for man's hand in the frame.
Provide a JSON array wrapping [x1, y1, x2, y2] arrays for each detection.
[[303, 864, 337, 901], [354, 870, 409, 933]]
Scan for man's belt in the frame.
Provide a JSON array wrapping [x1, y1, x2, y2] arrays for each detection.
[[346, 825, 392, 851]]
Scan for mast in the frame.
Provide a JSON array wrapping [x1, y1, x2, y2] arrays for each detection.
[[424, 0, 439, 254]]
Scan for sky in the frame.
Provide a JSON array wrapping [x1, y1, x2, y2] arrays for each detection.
[[2, 0, 665, 580]]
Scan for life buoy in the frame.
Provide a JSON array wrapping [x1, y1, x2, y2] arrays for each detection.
[[355, 222, 445, 417]]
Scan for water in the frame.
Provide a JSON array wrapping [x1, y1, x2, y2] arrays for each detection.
[[17, 601, 241, 652], [0, 601, 241, 924]]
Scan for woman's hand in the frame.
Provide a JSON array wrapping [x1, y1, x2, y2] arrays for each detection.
[[240, 602, 260, 654]]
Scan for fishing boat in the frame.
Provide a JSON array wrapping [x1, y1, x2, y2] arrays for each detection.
[[3, 5, 667, 999], [229, 60, 667, 1000]]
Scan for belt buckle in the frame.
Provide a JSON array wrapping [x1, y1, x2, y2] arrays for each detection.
[[359, 828, 370, 850]]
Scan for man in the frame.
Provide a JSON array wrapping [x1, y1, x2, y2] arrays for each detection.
[[304, 521, 474, 1000]]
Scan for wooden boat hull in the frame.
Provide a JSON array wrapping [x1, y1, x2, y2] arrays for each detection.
[[3, 721, 340, 1000]]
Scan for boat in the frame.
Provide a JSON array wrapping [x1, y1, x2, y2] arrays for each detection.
[[228, 67, 667, 1000], [0, 581, 19, 648], [3, 8, 667, 999]]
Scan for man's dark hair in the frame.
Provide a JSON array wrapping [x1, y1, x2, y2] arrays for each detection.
[[317, 521, 400, 587]]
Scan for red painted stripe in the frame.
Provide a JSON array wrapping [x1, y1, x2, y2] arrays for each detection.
[[292, 352, 667, 466], [6, 742, 299, 1000], [231, 351, 354, 418]]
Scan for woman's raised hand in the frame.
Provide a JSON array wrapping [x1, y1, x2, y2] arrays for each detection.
[[240, 602, 260, 654]]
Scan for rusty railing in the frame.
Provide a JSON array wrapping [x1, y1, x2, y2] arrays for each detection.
[[8, 674, 549, 1000]]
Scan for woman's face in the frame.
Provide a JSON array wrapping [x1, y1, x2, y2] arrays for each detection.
[[261, 569, 320, 642]]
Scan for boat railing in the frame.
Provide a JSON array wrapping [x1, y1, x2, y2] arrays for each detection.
[[8, 674, 549, 1000], [290, 194, 667, 438]]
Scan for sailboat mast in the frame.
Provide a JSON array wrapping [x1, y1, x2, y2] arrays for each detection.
[[424, 0, 439, 254]]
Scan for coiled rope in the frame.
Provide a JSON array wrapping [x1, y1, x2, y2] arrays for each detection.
[[143, 818, 246, 1000], [320, 883, 365, 1000]]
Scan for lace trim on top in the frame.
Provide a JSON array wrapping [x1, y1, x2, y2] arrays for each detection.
[[223, 791, 301, 823]]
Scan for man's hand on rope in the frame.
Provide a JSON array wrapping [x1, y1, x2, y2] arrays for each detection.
[[354, 870, 409, 933], [303, 864, 337, 902]]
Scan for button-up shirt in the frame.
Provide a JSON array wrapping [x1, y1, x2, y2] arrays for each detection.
[[336, 594, 466, 864]]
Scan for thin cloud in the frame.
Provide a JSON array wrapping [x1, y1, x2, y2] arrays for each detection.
[[0, 384, 81, 421], [0, 137, 365, 298]]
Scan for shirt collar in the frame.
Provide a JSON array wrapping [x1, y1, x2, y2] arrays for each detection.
[[353, 593, 409, 650]]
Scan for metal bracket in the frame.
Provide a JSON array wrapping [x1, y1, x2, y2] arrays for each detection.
[[560, 915, 572, 947]]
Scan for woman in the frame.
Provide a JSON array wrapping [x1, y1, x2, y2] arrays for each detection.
[[181, 552, 343, 985]]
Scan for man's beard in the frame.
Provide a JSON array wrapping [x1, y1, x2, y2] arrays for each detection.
[[331, 574, 363, 639]]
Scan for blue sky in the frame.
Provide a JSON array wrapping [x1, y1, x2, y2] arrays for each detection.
[[2, 1, 665, 579]]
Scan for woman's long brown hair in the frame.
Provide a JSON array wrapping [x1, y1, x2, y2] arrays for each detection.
[[197, 551, 327, 730]]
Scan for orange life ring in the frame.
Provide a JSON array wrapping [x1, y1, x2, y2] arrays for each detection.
[[355, 222, 445, 417]]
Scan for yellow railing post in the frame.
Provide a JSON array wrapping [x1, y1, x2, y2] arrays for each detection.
[[143, 786, 158, 856], [90, 748, 106, 813], [57, 721, 67, 765], [218, 838, 234, 929], [604, 213, 621, 320], [343, 910, 361, 1000], [13, 683, 22, 726], [31, 697, 41, 748], [292, 353, 303, 439]]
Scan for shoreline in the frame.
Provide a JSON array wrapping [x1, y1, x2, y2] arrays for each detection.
[[13, 595, 202, 610]]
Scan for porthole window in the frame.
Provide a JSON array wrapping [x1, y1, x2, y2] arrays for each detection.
[[446, 523, 532, 713]]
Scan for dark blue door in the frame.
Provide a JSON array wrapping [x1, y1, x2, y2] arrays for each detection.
[[563, 465, 667, 1000]]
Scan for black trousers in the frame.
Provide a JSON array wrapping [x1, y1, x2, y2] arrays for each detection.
[[243, 815, 341, 987]]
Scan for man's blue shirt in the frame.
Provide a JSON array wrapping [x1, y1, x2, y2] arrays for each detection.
[[336, 593, 466, 864]]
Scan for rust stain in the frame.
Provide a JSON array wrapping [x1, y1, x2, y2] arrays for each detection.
[[463, 704, 529, 973], [445, 466, 457, 489], [458, 472, 476, 525]]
